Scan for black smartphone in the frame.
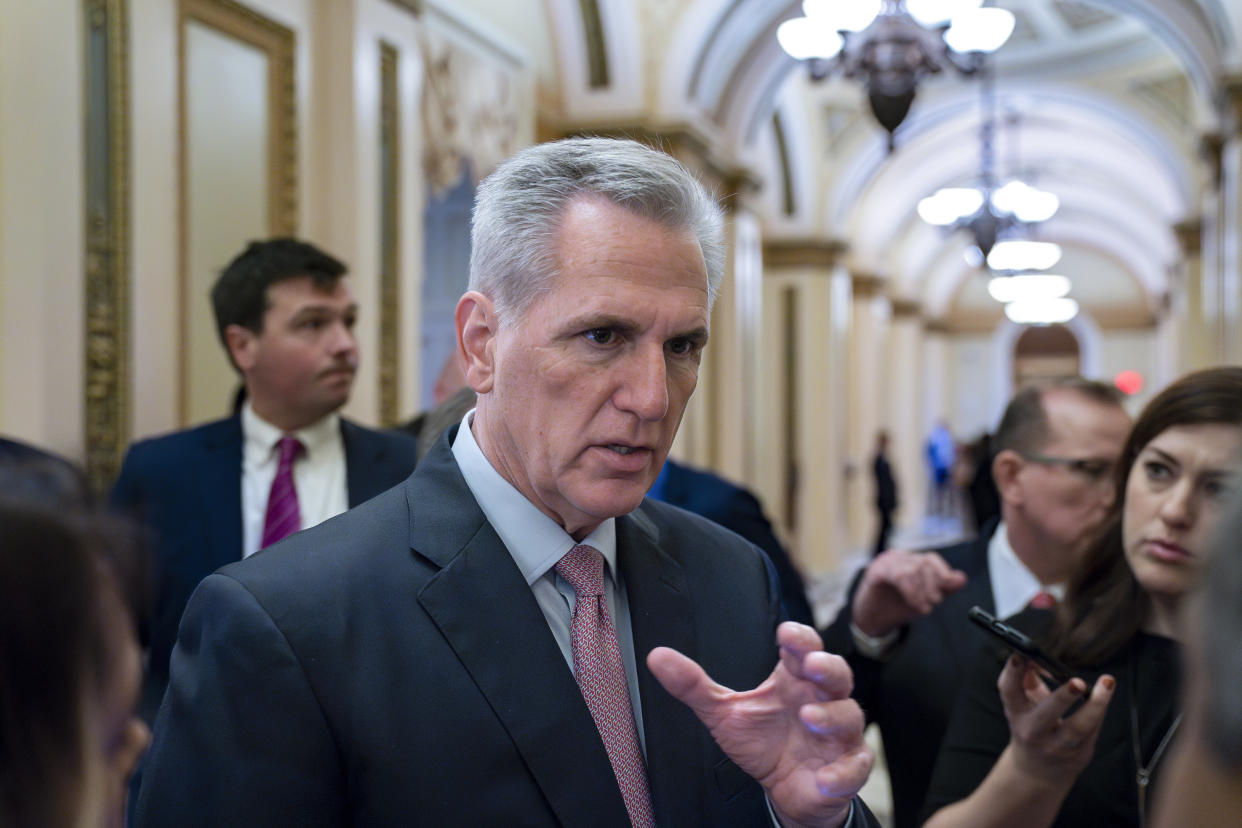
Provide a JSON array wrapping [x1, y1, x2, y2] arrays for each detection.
[[967, 605, 1074, 688]]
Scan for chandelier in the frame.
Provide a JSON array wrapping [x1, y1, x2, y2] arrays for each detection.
[[778, 0, 1016, 147]]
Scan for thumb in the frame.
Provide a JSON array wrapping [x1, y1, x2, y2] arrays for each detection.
[[647, 646, 724, 717]]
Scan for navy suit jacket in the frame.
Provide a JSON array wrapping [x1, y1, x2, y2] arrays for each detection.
[[109, 414, 417, 715], [820, 523, 997, 828], [135, 430, 877, 827], [655, 459, 815, 627]]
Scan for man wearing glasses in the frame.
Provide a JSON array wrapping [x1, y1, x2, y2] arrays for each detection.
[[821, 378, 1130, 828]]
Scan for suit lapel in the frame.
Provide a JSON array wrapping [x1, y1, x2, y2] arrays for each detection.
[[619, 505, 704, 827], [197, 417, 243, 568], [410, 442, 631, 827]]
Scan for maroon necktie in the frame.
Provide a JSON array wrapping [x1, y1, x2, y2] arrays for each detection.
[[556, 545, 655, 827], [1028, 590, 1057, 610], [260, 436, 304, 549]]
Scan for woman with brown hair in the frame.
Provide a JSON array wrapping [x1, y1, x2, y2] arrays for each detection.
[[922, 366, 1242, 828], [0, 499, 150, 828]]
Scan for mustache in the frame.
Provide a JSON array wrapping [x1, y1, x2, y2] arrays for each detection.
[[317, 359, 358, 377]]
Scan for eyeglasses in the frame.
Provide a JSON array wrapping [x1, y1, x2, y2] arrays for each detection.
[[1019, 451, 1115, 482]]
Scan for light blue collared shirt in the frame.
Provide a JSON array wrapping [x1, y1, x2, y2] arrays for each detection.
[[450, 410, 646, 751]]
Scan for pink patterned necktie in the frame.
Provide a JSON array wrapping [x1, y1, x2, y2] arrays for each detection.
[[1028, 591, 1057, 610], [555, 544, 655, 828], [260, 436, 304, 549]]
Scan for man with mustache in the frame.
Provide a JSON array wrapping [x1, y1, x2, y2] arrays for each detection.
[[111, 238, 416, 722]]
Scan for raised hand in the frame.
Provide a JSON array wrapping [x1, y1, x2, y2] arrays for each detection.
[[647, 622, 873, 828], [851, 549, 967, 637]]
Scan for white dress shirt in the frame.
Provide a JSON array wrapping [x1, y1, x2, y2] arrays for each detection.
[[450, 410, 647, 750], [987, 520, 1065, 619], [240, 402, 348, 558]]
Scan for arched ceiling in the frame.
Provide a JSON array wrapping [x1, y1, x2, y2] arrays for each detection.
[[657, 0, 1238, 323]]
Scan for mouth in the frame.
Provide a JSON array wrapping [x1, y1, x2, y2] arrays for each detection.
[[1145, 539, 1191, 562], [592, 442, 655, 472]]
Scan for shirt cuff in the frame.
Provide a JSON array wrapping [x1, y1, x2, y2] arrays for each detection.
[[849, 621, 902, 660], [765, 795, 857, 827]]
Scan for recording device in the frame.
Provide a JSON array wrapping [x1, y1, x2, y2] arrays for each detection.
[[967, 605, 1074, 688]]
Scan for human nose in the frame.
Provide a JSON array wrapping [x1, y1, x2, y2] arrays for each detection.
[[1157, 479, 1194, 527], [615, 344, 669, 421], [328, 320, 358, 359]]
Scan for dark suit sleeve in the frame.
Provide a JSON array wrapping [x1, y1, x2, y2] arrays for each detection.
[[714, 488, 815, 628], [134, 573, 346, 827]]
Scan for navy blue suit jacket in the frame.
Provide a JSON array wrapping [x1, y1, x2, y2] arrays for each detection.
[[655, 459, 815, 627], [110, 414, 416, 715], [820, 523, 997, 828], [134, 429, 878, 827]]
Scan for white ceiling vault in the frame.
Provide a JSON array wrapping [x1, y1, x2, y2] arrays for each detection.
[[511, 0, 1240, 326]]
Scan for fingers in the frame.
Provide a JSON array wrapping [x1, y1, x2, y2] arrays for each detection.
[[811, 745, 875, 801], [646, 646, 724, 716], [777, 623, 853, 699]]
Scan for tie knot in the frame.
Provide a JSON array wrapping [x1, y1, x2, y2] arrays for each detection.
[[1028, 590, 1057, 610], [555, 544, 605, 598], [275, 435, 304, 467]]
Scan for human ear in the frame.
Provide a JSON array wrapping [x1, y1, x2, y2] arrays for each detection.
[[992, 449, 1025, 506], [456, 291, 498, 394], [224, 324, 258, 373]]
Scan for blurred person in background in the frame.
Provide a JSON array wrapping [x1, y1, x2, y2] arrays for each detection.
[[923, 366, 1242, 828], [822, 377, 1129, 828], [0, 499, 150, 828]]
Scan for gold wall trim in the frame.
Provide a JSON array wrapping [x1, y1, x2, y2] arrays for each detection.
[[851, 272, 886, 297], [378, 41, 401, 426], [83, 0, 131, 493], [177, 0, 298, 423]]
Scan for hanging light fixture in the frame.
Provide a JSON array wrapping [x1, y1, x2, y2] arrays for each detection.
[[917, 61, 1059, 264], [778, 0, 1016, 148]]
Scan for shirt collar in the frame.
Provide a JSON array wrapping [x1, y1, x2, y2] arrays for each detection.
[[241, 401, 340, 459], [988, 520, 1065, 619], [450, 409, 617, 586]]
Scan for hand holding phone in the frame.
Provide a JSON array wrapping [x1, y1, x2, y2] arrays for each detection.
[[967, 605, 1074, 689]]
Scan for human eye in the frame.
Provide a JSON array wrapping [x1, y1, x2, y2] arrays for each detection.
[[1203, 475, 1235, 501], [1073, 460, 1112, 480], [297, 316, 327, 332], [342, 311, 358, 330], [666, 337, 697, 357], [1143, 460, 1173, 482], [582, 327, 616, 346]]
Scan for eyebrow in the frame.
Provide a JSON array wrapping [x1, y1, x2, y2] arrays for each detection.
[[290, 303, 358, 320], [561, 313, 709, 345], [1144, 445, 1235, 478]]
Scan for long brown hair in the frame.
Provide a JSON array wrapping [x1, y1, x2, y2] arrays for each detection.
[[1047, 366, 1242, 666]]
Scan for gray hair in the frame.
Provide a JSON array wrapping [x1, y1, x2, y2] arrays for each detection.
[[469, 137, 725, 324]]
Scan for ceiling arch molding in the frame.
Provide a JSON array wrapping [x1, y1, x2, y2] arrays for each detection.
[[543, 0, 643, 119]]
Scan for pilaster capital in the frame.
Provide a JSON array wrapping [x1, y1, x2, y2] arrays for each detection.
[[889, 297, 922, 318], [1172, 217, 1203, 259], [762, 238, 848, 269], [1220, 73, 1242, 134], [851, 272, 886, 298], [1200, 132, 1225, 190], [922, 318, 950, 335]]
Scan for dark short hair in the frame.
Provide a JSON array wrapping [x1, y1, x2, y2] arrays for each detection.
[[210, 238, 347, 352], [993, 377, 1124, 456]]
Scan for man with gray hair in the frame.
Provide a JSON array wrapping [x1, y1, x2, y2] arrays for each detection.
[[136, 137, 878, 827]]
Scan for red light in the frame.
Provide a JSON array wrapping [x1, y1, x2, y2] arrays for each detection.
[[1115, 370, 1143, 395]]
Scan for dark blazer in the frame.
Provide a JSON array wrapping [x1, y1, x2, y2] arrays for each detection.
[[656, 458, 815, 627], [135, 431, 877, 827], [820, 522, 997, 828], [109, 414, 417, 716]]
